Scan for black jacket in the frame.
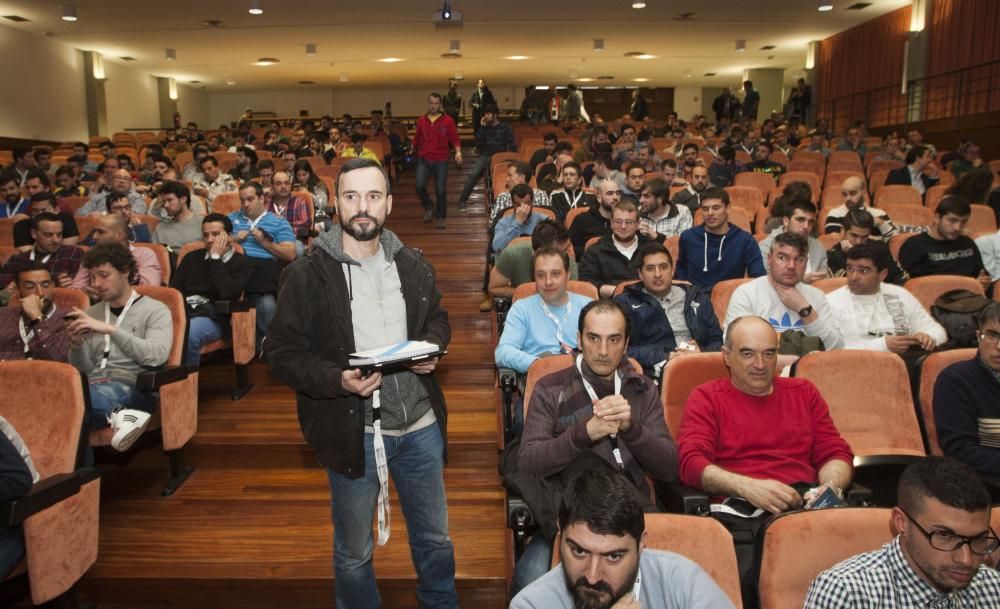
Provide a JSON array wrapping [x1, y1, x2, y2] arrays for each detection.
[[578, 233, 655, 293], [549, 189, 596, 225], [568, 204, 611, 261], [265, 229, 451, 477], [885, 166, 939, 192]]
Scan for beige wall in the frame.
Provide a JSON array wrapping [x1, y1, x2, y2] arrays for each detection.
[[104, 61, 160, 135], [673, 87, 704, 122], [177, 85, 211, 131]]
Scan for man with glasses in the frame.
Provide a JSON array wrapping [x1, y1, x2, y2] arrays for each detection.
[[76, 168, 148, 217], [933, 302, 1000, 479], [805, 457, 1000, 607], [579, 200, 654, 299], [824, 176, 897, 238]]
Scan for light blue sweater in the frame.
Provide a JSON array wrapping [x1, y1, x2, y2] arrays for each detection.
[[495, 292, 592, 373]]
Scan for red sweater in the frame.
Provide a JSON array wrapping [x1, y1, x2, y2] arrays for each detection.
[[413, 113, 459, 162], [678, 377, 853, 489]]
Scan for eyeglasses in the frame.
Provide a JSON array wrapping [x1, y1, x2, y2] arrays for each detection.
[[612, 219, 637, 226], [979, 330, 1000, 346], [900, 508, 1000, 556], [842, 190, 860, 196]]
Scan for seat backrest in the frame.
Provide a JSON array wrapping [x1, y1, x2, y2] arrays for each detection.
[[523, 354, 576, 417], [810, 276, 847, 293], [711, 278, 752, 326], [795, 350, 925, 458], [824, 171, 865, 191], [133, 242, 171, 286], [565, 207, 589, 230], [924, 185, 949, 214], [918, 348, 976, 456], [888, 231, 917, 261], [724, 186, 764, 218], [660, 352, 728, 433], [758, 508, 894, 609], [211, 191, 242, 215], [968, 204, 998, 234], [787, 159, 824, 179], [8, 287, 89, 312], [60, 196, 91, 214], [792, 150, 824, 165], [0, 360, 85, 477], [778, 172, 820, 202], [874, 184, 921, 209], [866, 159, 904, 177], [552, 514, 743, 608], [885, 205, 933, 228], [734, 172, 776, 199], [903, 275, 986, 312], [134, 285, 187, 367]]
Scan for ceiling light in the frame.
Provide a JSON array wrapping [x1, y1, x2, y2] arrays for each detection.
[[633, 78, 650, 82], [632, 1, 647, 8], [454, 72, 463, 80], [92, 52, 105, 80], [818, 0, 834, 11], [248, 0, 263, 15], [577, 77, 594, 82], [506, 55, 529, 60], [253, 57, 279, 66], [378, 57, 404, 63], [735, 39, 746, 52], [593, 39, 604, 52], [305, 43, 317, 56], [636, 54, 655, 59], [226, 76, 237, 86], [168, 78, 178, 100], [165, 48, 177, 61], [441, 0, 452, 19], [61, 5, 77, 22]]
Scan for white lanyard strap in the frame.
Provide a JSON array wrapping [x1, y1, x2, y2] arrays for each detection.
[[28, 249, 52, 264], [371, 389, 391, 546], [569, 189, 583, 208], [575, 354, 625, 470], [632, 566, 643, 602], [539, 298, 573, 352], [5, 200, 25, 217], [100, 291, 140, 371], [246, 211, 268, 231]]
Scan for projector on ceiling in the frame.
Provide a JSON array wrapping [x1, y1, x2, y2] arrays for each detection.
[[433, 9, 463, 27]]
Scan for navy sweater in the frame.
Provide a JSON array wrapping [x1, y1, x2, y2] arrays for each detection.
[[675, 224, 766, 289], [933, 357, 1000, 478]]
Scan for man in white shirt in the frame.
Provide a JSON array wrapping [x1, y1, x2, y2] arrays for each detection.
[[727, 231, 843, 350], [193, 155, 238, 204], [976, 229, 1000, 280], [823, 176, 897, 239], [826, 241, 946, 353]]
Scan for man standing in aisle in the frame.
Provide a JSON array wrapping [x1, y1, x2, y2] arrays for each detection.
[[413, 93, 462, 230], [266, 158, 456, 609]]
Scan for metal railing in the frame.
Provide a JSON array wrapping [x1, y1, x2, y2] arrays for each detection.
[[815, 59, 1000, 133]]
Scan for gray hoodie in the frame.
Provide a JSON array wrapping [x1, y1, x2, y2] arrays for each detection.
[[312, 226, 433, 433]]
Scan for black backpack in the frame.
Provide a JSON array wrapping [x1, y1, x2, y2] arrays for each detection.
[[931, 289, 991, 349]]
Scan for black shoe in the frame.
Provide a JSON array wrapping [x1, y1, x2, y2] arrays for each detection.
[[436, 218, 446, 229], [422, 209, 433, 222], [458, 201, 467, 213]]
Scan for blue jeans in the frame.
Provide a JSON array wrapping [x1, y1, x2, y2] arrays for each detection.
[[0, 525, 24, 580], [326, 424, 457, 609], [458, 154, 492, 204], [512, 533, 553, 597], [185, 316, 225, 367], [87, 380, 157, 430], [415, 158, 450, 219], [247, 293, 276, 351]]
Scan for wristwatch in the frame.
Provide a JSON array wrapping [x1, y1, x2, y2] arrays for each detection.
[[798, 305, 813, 318]]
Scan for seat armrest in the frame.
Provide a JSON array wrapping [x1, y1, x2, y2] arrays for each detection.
[[498, 367, 517, 390], [493, 297, 512, 315], [853, 455, 924, 469], [0, 468, 99, 527], [136, 365, 191, 391], [846, 482, 873, 507], [214, 300, 253, 314], [654, 479, 710, 515]]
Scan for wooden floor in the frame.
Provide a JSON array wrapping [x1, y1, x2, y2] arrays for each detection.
[[77, 157, 509, 608]]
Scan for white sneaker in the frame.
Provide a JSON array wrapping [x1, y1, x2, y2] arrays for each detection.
[[108, 409, 152, 452]]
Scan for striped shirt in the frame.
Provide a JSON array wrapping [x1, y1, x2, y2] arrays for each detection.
[[804, 537, 1000, 608]]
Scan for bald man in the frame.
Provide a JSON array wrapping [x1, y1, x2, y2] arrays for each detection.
[[824, 176, 897, 239], [90, 214, 162, 286], [76, 169, 149, 216], [567, 179, 617, 261]]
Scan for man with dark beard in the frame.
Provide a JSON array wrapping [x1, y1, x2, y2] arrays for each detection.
[[510, 463, 735, 609], [265, 158, 457, 609]]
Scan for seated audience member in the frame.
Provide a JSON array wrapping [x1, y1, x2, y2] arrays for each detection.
[[835, 125, 867, 158], [527, 132, 558, 173], [826, 209, 907, 285], [510, 463, 736, 609], [727, 232, 844, 350], [489, 161, 552, 224], [823, 176, 897, 239], [675, 187, 765, 289], [826, 241, 946, 352], [89, 215, 162, 286], [746, 140, 784, 182], [0, 263, 71, 361], [615, 242, 723, 377], [231, 146, 259, 183], [904, 130, 936, 158], [76, 169, 148, 216], [568, 179, 617, 262], [181, 146, 208, 183], [802, 130, 831, 158], [679, 315, 853, 603], [671, 164, 712, 214], [638, 177, 692, 241], [66, 243, 172, 452], [872, 133, 906, 162], [899, 195, 991, 288], [170, 214, 254, 367], [762, 181, 812, 235], [950, 141, 984, 180], [885, 146, 940, 197], [53, 165, 88, 200], [660, 158, 685, 187], [339, 133, 381, 166], [708, 146, 744, 189], [153, 181, 205, 250], [0, 419, 36, 580], [976, 229, 1000, 280], [492, 185, 549, 253], [100, 191, 153, 243], [515, 299, 678, 593], [758, 200, 828, 283], [495, 246, 592, 373], [292, 159, 330, 218], [587, 152, 626, 191], [229, 182, 296, 350], [489, 220, 578, 299], [580, 200, 655, 298], [620, 165, 646, 204], [267, 171, 312, 253], [193, 155, 238, 204], [13, 192, 79, 252], [548, 162, 596, 224], [804, 457, 1000, 608], [0, 213, 88, 293], [933, 302, 1000, 478], [256, 159, 275, 193]]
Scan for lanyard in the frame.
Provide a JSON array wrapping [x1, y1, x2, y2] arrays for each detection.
[[28, 248, 52, 264], [271, 201, 287, 218], [568, 189, 583, 208], [371, 389, 391, 546], [17, 307, 54, 358], [632, 567, 643, 601], [100, 291, 140, 371], [575, 354, 625, 470], [539, 297, 573, 352], [246, 211, 268, 231], [4, 200, 25, 217]]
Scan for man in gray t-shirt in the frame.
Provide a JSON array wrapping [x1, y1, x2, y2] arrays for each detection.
[[153, 180, 204, 250]]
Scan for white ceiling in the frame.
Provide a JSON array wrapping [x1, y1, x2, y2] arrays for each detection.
[[0, 0, 911, 90]]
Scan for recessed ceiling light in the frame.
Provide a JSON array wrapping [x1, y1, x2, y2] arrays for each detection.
[[441, 51, 461, 59], [339, 73, 348, 82], [735, 40, 746, 52], [673, 12, 697, 21], [305, 43, 317, 56], [632, 1, 647, 8], [818, 0, 834, 11], [248, 0, 263, 15], [61, 5, 77, 22], [597, 75, 615, 80], [200, 20, 224, 28], [226, 77, 237, 86], [120, 56, 136, 61], [378, 57, 404, 63], [704, 72, 716, 76], [506, 55, 529, 60], [577, 77, 594, 82], [634, 78, 650, 82], [190, 80, 201, 84], [165, 48, 177, 61], [593, 39, 604, 52], [253, 57, 279, 66], [759, 45, 776, 50], [846, 2, 871, 9]]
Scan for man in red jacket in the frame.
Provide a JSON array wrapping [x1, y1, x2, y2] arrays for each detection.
[[413, 93, 462, 229]]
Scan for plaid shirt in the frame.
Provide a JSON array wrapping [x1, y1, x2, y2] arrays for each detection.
[[0, 246, 87, 288], [804, 537, 1000, 608], [489, 189, 551, 224], [76, 190, 148, 216], [268, 195, 311, 234], [640, 205, 692, 239]]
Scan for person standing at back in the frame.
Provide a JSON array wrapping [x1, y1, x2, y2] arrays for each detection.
[[413, 93, 462, 230]]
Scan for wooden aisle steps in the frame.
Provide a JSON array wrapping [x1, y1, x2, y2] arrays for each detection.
[[77, 152, 508, 608]]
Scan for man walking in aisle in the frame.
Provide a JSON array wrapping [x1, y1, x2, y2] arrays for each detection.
[[413, 93, 462, 230]]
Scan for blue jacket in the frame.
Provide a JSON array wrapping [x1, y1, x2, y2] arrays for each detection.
[[675, 224, 765, 289], [615, 281, 724, 377]]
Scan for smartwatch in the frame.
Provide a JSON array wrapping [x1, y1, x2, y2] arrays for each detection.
[[798, 305, 813, 318]]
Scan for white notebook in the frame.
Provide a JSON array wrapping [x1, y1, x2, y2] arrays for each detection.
[[348, 340, 443, 368]]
